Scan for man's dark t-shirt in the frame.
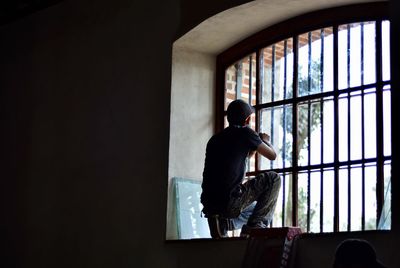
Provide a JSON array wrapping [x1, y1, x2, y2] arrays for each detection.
[[201, 125, 262, 215]]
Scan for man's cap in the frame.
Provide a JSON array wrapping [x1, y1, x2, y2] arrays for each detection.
[[333, 239, 386, 268], [227, 99, 254, 125]]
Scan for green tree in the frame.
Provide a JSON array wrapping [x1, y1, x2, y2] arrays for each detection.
[[280, 61, 321, 230]]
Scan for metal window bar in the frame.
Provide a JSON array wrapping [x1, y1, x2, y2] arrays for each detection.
[[376, 20, 384, 224], [255, 50, 261, 172], [252, 81, 390, 110], [361, 22, 366, 230], [271, 45, 276, 170], [292, 35, 299, 227], [247, 156, 392, 177], [282, 40, 288, 226], [307, 31, 312, 232], [320, 28, 325, 233], [246, 56, 254, 173], [249, 55, 253, 105], [333, 25, 340, 232], [347, 24, 352, 231]]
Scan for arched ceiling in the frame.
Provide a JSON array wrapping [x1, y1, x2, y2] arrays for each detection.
[[174, 0, 386, 55]]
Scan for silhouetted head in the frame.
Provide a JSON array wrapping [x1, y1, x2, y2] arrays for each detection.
[[333, 239, 386, 268], [227, 99, 254, 126]]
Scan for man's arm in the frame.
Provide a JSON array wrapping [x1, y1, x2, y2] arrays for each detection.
[[256, 133, 277, 160]]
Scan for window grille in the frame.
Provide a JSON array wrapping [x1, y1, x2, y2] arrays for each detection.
[[217, 3, 391, 233]]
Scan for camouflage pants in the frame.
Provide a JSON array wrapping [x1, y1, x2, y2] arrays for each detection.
[[226, 171, 281, 229]]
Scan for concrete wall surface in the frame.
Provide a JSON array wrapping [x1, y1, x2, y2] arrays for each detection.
[[167, 47, 215, 239]]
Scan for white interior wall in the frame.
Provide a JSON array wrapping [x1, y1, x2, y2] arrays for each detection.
[[167, 47, 215, 239]]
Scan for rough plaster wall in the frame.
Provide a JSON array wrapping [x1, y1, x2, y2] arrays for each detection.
[[169, 48, 215, 181], [167, 47, 215, 239]]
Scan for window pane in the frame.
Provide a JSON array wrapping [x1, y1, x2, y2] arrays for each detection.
[[225, 65, 237, 110], [323, 169, 334, 232], [298, 172, 309, 232], [350, 91, 362, 160], [339, 94, 348, 161], [382, 21, 391, 81], [298, 29, 332, 96], [383, 86, 391, 156], [364, 88, 377, 158], [350, 165, 362, 231], [261, 39, 293, 103], [349, 24, 362, 88], [247, 114, 257, 172], [272, 173, 294, 227], [363, 22, 376, 85], [365, 164, 377, 230], [379, 161, 391, 230], [298, 102, 309, 166], [284, 173, 293, 226], [323, 98, 334, 163], [323, 28, 334, 92], [339, 167, 349, 231], [338, 24, 349, 90], [272, 173, 284, 227], [224, 53, 256, 110], [310, 170, 321, 233], [259, 105, 293, 169], [310, 101, 321, 165]]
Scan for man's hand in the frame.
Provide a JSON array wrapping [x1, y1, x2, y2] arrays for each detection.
[[259, 133, 270, 144], [256, 132, 276, 160]]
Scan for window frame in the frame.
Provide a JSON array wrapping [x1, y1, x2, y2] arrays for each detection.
[[216, 2, 390, 232]]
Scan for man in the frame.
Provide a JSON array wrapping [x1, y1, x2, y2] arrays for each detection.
[[201, 99, 281, 237]]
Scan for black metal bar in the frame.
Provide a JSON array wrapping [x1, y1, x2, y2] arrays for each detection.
[[361, 22, 366, 230], [255, 50, 262, 172], [247, 155, 391, 177], [284, 40, 288, 100], [347, 24, 351, 88], [307, 32, 312, 232], [347, 24, 351, 232], [320, 99, 324, 232], [375, 20, 385, 224], [307, 102, 311, 232], [282, 40, 288, 227], [292, 35, 299, 227], [308, 31, 312, 94], [283, 40, 288, 169], [271, 45, 276, 170], [320, 28, 325, 233], [253, 81, 390, 110], [249, 55, 253, 105], [361, 22, 365, 86], [282, 174, 286, 226], [333, 25, 340, 232], [272, 45, 276, 102]]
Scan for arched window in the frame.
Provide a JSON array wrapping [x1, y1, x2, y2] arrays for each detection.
[[216, 2, 391, 233]]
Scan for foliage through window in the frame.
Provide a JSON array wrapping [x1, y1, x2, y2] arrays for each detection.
[[217, 4, 391, 233]]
